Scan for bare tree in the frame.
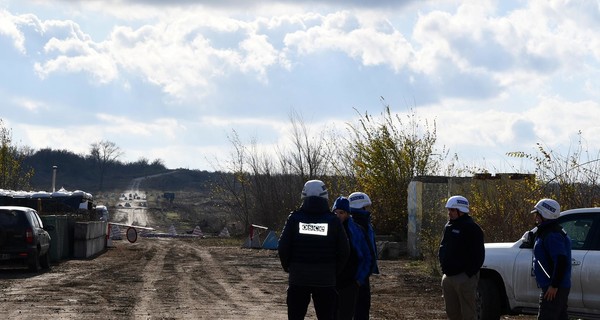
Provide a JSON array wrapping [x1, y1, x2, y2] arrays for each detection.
[[211, 130, 253, 232], [214, 110, 339, 232], [283, 110, 331, 180], [89, 140, 123, 190]]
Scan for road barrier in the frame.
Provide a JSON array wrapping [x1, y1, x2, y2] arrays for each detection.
[[73, 221, 107, 258]]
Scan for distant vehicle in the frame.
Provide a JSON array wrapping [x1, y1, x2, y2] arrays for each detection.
[[479, 208, 600, 319], [0, 206, 54, 272]]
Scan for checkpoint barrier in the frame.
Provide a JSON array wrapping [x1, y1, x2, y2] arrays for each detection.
[[242, 224, 278, 250]]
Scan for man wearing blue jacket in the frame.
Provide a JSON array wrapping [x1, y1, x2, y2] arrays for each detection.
[[348, 192, 379, 320], [278, 180, 350, 320], [531, 198, 572, 320], [332, 196, 372, 320]]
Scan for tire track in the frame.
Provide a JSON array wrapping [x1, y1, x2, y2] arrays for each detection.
[[132, 239, 168, 319], [182, 243, 288, 319]]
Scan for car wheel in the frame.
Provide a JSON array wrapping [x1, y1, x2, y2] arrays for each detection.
[[28, 248, 41, 272], [40, 251, 51, 270], [477, 277, 501, 320]]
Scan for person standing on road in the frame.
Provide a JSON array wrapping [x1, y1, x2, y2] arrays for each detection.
[[531, 198, 572, 320], [348, 191, 379, 320], [332, 196, 372, 320], [438, 195, 485, 320], [278, 180, 350, 320]]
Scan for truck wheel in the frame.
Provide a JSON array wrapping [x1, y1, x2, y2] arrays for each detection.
[[477, 277, 501, 320]]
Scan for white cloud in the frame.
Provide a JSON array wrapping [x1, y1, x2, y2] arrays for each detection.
[[2, 0, 600, 172], [96, 113, 185, 139], [525, 97, 600, 147], [11, 96, 48, 112], [284, 11, 413, 72], [0, 9, 26, 53]]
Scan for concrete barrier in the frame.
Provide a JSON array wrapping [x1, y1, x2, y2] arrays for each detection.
[[73, 221, 107, 258], [377, 241, 406, 260], [41, 215, 70, 262]]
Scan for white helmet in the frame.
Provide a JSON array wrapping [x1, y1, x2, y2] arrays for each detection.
[[445, 195, 470, 213], [348, 192, 372, 209], [301, 180, 328, 200], [531, 198, 560, 220]]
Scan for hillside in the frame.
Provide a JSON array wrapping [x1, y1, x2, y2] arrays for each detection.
[[21, 148, 221, 193]]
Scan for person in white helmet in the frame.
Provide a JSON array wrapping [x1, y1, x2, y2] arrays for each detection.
[[278, 180, 350, 320], [438, 195, 485, 320], [332, 196, 372, 320], [531, 198, 571, 320], [348, 191, 379, 320]]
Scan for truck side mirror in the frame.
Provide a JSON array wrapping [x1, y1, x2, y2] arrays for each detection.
[[519, 230, 535, 249]]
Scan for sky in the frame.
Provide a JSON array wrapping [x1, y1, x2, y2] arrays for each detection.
[[1, 0, 600, 174]]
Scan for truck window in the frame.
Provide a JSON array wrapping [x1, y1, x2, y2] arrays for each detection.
[[560, 217, 594, 250]]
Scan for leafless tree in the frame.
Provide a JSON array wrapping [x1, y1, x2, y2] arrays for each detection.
[[89, 140, 123, 190]]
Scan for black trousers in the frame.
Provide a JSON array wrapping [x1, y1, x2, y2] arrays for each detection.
[[287, 285, 337, 320], [336, 282, 359, 320], [354, 277, 371, 320], [538, 287, 570, 320]]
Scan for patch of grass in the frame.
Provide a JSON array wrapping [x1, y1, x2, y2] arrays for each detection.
[[165, 211, 180, 220]]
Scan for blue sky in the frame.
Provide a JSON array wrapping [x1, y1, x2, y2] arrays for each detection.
[[1, 0, 600, 172]]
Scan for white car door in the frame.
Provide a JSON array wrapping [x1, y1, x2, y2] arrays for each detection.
[[579, 226, 600, 310], [513, 214, 592, 309], [558, 214, 596, 309], [512, 247, 539, 308]]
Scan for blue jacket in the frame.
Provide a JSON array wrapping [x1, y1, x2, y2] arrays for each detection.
[[337, 217, 372, 287], [350, 208, 379, 275], [278, 196, 350, 287], [533, 220, 572, 289]]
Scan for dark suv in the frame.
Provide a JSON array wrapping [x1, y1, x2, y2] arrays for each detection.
[[0, 206, 53, 271]]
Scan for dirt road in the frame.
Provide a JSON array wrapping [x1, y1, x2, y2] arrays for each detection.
[[0, 236, 537, 319], [0, 238, 290, 320], [0, 178, 537, 319]]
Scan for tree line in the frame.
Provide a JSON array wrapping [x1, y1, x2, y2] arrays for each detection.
[[4, 108, 600, 245], [0, 120, 168, 192], [211, 106, 600, 243], [212, 104, 444, 238]]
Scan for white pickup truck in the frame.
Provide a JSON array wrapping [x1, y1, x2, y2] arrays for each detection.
[[478, 208, 600, 320]]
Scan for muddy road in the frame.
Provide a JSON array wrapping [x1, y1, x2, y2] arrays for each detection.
[[0, 236, 537, 319], [0, 238, 290, 320], [0, 175, 536, 319]]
